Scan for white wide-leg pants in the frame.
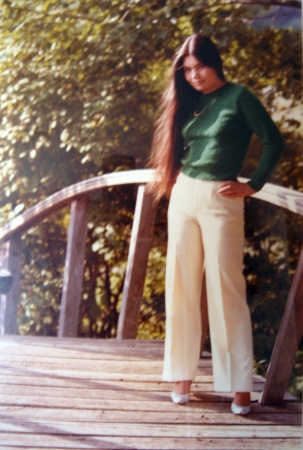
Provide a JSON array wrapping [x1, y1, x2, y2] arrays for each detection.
[[162, 173, 253, 392]]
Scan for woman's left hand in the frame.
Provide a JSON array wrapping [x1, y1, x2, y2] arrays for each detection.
[[218, 181, 256, 198]]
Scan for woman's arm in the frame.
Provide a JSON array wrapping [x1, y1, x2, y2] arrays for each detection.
[[237, 88, 285, 192]]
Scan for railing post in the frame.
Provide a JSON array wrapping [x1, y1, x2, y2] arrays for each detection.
[[200, 271, 209, 354], [58, 196, 90, 337], [117, 185, 156, 339], [0, 233, 22, 335], [259, 242, 303, 405]]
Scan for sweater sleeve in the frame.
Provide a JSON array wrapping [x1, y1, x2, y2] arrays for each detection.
[[238, 88, 284, 192]]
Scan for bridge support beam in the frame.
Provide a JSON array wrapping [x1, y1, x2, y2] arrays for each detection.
[[117, 185, 156, 339], [0, 233, 22, 335], [59, 196, 90, 337], [260, 242, 303, 405]]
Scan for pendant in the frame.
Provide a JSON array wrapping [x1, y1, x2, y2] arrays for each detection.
[[194, 97, 217, 117]]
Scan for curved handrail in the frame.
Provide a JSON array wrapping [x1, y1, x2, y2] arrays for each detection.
[[0, 169, 302, 244], [241, 178, 303, 216], [0, 169, 155, 244]]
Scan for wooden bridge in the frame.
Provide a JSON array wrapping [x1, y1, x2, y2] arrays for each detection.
[[0, 169, 302, 449]]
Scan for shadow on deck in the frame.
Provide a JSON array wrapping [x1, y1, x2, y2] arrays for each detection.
[[0, 336, 301, 449]]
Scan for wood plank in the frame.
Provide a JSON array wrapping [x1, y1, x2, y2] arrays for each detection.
[[0, 371, 214, 388], [0, 371, 211, 383], [0, 234, 22, 335], [200, 271, 209, 353], [0, 350, 165, 362], [59, 196, 90, 337], [0, 355, 167, 371], [0, 379, 270, 404], [260, 242, 303, 405], [0, 436, 300, 450], [0, 418, 300, 438], [0, 335, 166, 350], [0, 336, 167, 359], [117, 185, 156, 339], [0, 401, 300, 425], [0, 380, 297, 406], [2, 338, 162, 350], [0, 371, 288, 398]]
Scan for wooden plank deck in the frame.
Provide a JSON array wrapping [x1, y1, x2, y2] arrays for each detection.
[[0, 336, 301, 449]]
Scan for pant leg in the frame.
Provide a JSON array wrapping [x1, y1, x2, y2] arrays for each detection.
[[162, 174, 204, 382], [198, 188, 253, 392]]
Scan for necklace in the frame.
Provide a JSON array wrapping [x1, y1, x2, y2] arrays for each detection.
[[194, 97, 217, 117]]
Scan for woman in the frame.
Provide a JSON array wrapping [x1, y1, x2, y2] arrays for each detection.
[[149, 34, 284, 415]]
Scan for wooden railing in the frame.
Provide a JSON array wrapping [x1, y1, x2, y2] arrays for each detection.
[[0, 169, 156, 339], [0, 169, 302, 405]]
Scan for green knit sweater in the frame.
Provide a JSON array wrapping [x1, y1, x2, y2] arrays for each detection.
[[181, 83, 284, 192]]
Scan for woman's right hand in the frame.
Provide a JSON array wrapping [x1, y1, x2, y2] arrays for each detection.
[[218, 181, 256, 198]]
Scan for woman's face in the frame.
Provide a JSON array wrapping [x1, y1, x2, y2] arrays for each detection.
[[183, 54, 224, 94]]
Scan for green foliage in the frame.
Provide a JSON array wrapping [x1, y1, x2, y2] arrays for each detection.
[[79, 185, 136, 338], [0, 1, 302, 396], [18, 209, 68, 335]]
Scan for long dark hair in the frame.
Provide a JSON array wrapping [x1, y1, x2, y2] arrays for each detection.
[[148, 34, 225, 201]]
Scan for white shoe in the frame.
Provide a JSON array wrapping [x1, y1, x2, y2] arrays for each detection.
[[231, 402, 251, 415], [171, 391, 189, 405]]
